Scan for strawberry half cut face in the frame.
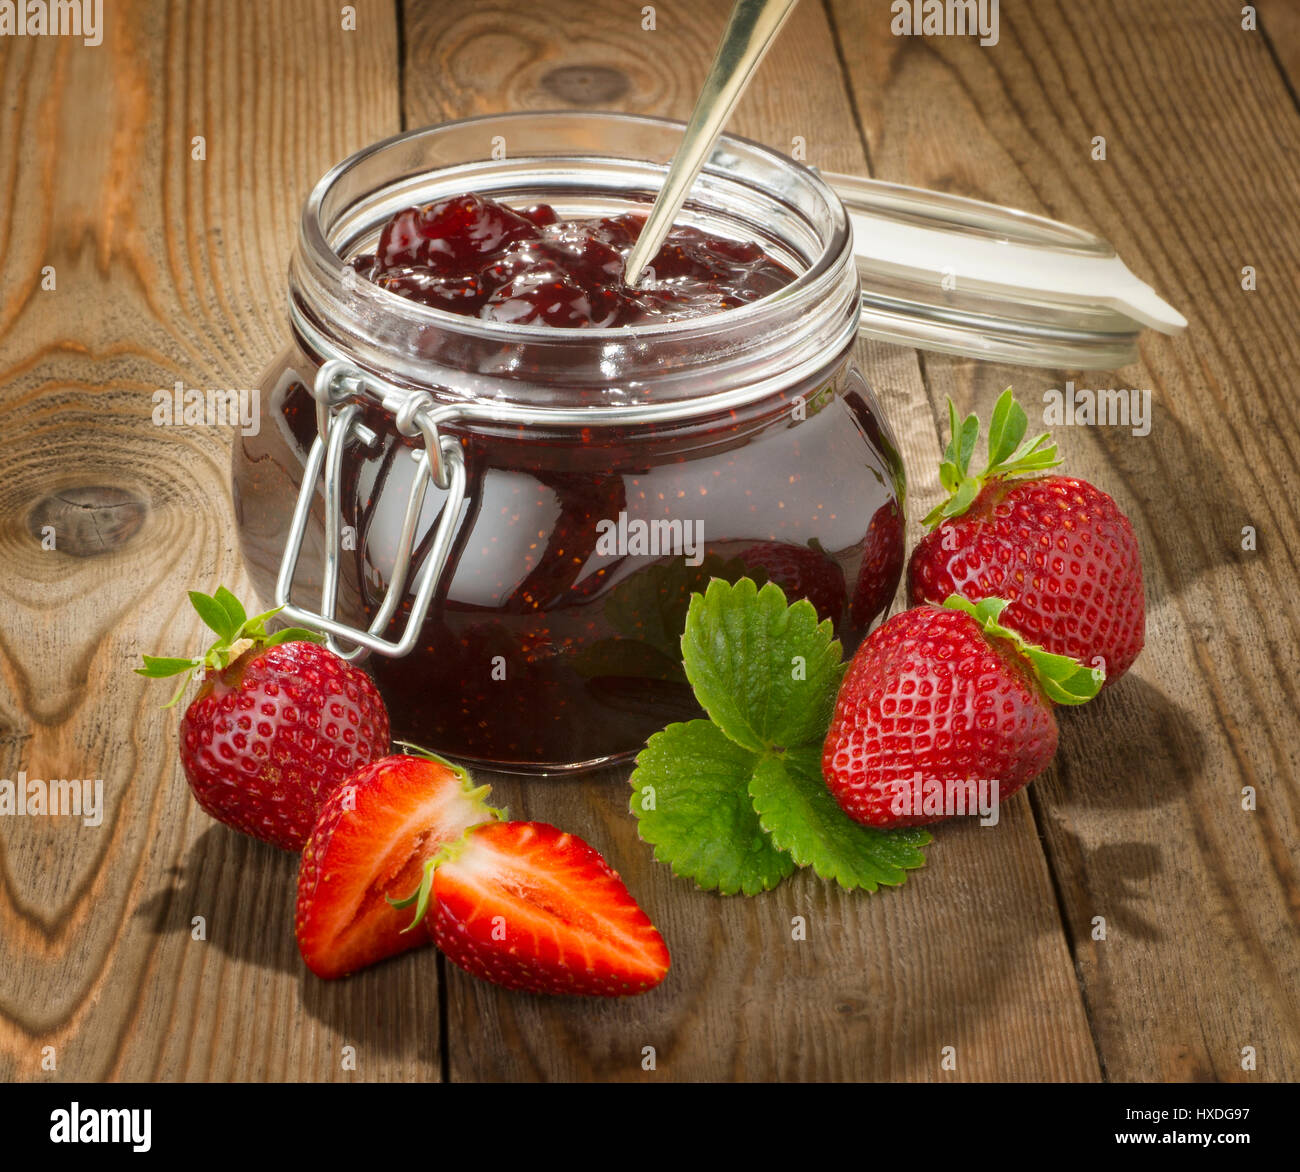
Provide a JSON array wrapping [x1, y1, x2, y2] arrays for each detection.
[[428, 821, 670, 997], [295, 754, 497, 979]]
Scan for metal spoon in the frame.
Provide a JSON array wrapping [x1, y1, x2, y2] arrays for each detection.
[[621, 0, 801, 288]]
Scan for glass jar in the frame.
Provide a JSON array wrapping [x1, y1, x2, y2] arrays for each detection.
[[230, 114, 901, 769]]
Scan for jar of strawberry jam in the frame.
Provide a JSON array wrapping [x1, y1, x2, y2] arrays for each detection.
[[233, 112, 1183, 771]]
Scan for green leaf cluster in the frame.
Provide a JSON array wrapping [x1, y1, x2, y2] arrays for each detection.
[[629, 579, 929, 895], [924, 388, 1062, 528], [136, 586, 324, 707]]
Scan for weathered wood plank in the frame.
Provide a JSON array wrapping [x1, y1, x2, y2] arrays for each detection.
[[831, 0, 1300, 1080], [0, 0, 423, 1081], [1258, 0, 1300, 96]]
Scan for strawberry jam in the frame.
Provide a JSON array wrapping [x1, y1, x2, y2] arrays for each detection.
[[347, 193, 795, 326], [236, 359, 904, 770]]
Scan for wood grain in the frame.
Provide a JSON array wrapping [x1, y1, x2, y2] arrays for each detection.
[[403, 0, 1099, 1082], [0, 0, 432, 1081], [831, 0, 1300, 1080], [1258, 0, 1300, 93], [1, 0, 1295, 1085]]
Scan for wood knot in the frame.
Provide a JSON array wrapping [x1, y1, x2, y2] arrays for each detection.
[[27, 487, 147, 556], [540, 64, 630, 106]]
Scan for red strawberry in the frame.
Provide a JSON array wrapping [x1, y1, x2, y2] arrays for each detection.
[[418, 820, 670, 996], [821, 597, 1099, 829], [296, 752, 499, 979], [849, 499, 905, 629], [906, 390, 1144, 688], [138, 588, 390, 851], [740, 540, 847, 625]]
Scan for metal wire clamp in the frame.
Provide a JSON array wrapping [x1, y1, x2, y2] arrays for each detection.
[[273, 359, 467, 661]]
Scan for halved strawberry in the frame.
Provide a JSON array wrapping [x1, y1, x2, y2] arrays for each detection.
[[295, 752, 499, 979], [416, 820, 670, 997]]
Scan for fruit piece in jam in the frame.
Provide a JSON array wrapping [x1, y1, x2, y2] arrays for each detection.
[[348, 192, 795, 326]]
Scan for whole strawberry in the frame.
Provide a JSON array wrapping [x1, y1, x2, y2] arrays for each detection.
[[822, 596, 1099, 829], [849, 498, 905, 629], [741, 540, 847, 625], [138, 588, 390, 850], [907, 389, 1144, 688]]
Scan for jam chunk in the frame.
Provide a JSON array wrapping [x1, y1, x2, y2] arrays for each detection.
[[349, 193, 794, 326]]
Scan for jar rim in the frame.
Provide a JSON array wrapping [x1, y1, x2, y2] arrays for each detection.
[[289, 111, 861, 413], [298, 110, 850, 341]]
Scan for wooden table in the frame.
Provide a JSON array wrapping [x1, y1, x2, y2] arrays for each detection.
[[2, 0, 1297, 1083]]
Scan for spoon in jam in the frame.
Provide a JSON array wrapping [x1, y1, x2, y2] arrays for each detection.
[[621, 0, 801, 289]]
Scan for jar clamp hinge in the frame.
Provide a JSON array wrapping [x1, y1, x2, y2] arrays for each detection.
[[273, 358, 467, 661]]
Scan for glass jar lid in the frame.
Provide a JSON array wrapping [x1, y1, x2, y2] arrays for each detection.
[[826, 171, 1186, 369]]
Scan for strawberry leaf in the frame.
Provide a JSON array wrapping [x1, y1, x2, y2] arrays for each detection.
[[242, 606, 284, 632], [162, 675, 194, 710], [390, 857, 436, 932], [985, 388, 1027, 468], [262, 627, 326, 648], [213, 586, 247, 633], [928, 476, 980, 526], [953, 408, 980, 475], [681, 578, 844, 755], [1023, 646, 1104, 705], [629, 721, 793, 896], [189, 590, 235, 642], [1000, 432, 1058, 473], [749, 745, 930, 891], [135, 655, 198, 679]]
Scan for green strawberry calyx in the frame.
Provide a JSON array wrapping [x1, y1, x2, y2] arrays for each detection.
[[135, 586, 325, 708], [388, 847, 453, 935], [386, 748, 506, 933], [923, 387, 1062, 529], [942, 594, 1104, 705]]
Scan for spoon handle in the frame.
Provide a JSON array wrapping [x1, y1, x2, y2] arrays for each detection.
[[622, 0, 801, 287]]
